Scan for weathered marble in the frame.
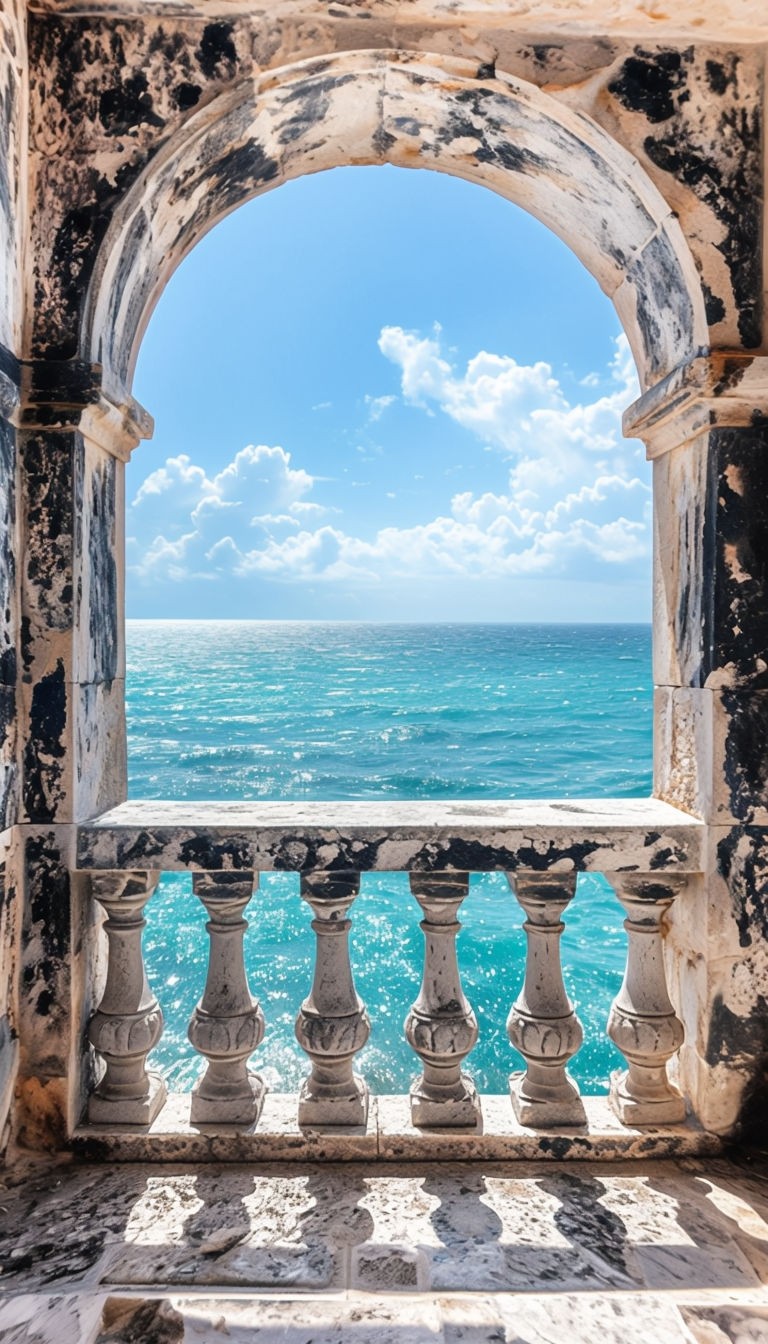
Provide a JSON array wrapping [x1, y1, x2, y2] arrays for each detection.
[[79, 47, 706, 402], [405, 872, 480, 1128], [506, 872, 585, 1127], [295, 871, 370, 1127], [0, 1152, 767, 1344], [187, 871, 265, 1126], [71, 1092, 721, 1163], [75, 797, 705, 873], [88, 870, 166, 1126], [606, 873, 687, 1126]]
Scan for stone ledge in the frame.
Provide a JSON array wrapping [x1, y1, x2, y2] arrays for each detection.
[[624, 352, 768, 457], [72, 1093, 722, 1163], [75, 796, 705, 874]]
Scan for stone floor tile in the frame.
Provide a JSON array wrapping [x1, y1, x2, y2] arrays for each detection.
[[99, 1237, 340, 1289], [680, 1304, 768, 1343], [439, 1297, 508, 1343], [595, 1172, 762, 1290], [0, 1292, 106, 1344], [351, 1241, 426, 1290], [493, 1292, 696, 1344], [155, 1295, 445, 1343]]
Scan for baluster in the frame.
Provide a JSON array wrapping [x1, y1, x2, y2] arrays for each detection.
[[606, 873, 686, 1125], [506, 872, 585, 1126], [295, 871, 370, 1126], [88, 870, 166, 1125], [405, 871, 480, 1127], [187, 871, 265, 1125]]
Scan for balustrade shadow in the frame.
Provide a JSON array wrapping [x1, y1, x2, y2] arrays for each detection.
[[2, 1159, 768, 1303]]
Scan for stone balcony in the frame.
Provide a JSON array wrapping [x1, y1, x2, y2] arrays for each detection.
[[69, 798, 712, 1160]]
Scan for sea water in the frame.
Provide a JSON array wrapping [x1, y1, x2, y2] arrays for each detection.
[[128, 621, 652, 1095]]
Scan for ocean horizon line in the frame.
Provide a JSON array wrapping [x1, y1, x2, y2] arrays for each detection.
[[126, 616, 653, 626]]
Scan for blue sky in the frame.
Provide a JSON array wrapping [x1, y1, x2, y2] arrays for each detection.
[[128, 165, 650, 622]]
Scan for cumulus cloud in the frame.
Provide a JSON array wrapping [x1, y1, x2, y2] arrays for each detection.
[[364, 393, 396, 421], [128, 328, 650, 594]]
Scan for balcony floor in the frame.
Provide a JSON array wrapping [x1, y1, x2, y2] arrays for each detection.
[[1, 1151, 768, 1342]]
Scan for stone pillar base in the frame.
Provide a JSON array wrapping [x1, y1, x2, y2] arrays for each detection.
[[509, 1070, 586, 1128], [190, 1071, 265, 1127], [88, 1072, 167, 1127], [609, 1069, 686, 1126], [298, 1075, 368, 1127], [409, 1074, 481, 1128]]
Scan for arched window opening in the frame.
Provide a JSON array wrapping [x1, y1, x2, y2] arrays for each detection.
[[126, 164, 650, 1097]]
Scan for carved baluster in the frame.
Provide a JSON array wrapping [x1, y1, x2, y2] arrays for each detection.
[[506, 872, 585, 1126], [88, 870, 166, 1125], [606, 873, 686, 1125], [405, 872, 480, 1127], [295, 871, 370, 1126], [187, 871, 266, 1125]]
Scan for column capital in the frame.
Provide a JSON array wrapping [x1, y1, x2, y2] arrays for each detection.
[[625, 351, 768, 458], [5, 352, 152, 459]]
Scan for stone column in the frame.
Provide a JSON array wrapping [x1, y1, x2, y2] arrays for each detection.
[[187, 871, 265, 1125], [606, 873, 686, 1126], [506, 872, 585, 1127], [627, 354, 768, 1135], [11, 365, 152, 1144], [405, 871, 480, 1128], [87, 870, 165, 1125], [0, 349, 21, 1150], [295, 871, 370, 1126]]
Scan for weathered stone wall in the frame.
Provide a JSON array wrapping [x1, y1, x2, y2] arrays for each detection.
[[0, 0, 26, 1149], [24, 16, 762, 383]]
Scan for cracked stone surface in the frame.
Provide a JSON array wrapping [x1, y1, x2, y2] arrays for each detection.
[[0, 1153, 767, 1342]]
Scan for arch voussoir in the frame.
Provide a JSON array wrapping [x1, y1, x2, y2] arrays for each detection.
[[83, 49, 707, 406]]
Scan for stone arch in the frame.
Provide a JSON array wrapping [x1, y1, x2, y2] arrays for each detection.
[[82, 49, 707, 409]]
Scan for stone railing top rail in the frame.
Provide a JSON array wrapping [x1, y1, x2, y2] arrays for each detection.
[[76, 798, 704, 874]]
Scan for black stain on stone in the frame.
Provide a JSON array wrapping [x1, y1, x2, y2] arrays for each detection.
[[21, 432, 76, 628], [177, 834, 252, 869], [196, 22, 237, 81], [705, 59, 734, 97], [172, 81, 202, 112], [392, 115, 420, 138], [649, 845, 687, 871], [537, 1136, 575, 1159], [608, 48, 692, 124], [705, 990, 768, 1084], [625, 229, 696, 380], [207, 141, 280, 215], [99, 69, 164, 136], [23, 831, 71, 1018], [23, 660, 67, 821], [708, 429, 768, 687], [41, 157, 149, 361], [722, 692, 768, 821], [702, 283, 726, 325], [610, 48, 761, 348], [644, 126, 761, 348], [717, 826, 768, 949], [88, 458, 118, 682], [279, 71, 356, 146]]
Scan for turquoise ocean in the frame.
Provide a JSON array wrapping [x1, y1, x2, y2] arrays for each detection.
[[128, 621, 652, 1096]]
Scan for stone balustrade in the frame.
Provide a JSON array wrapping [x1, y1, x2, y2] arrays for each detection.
[[77, 798, 704, 1145]]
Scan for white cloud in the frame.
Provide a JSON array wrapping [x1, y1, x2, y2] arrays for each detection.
[[365, 393, 396, 422], [128, 330, 650, 594]]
